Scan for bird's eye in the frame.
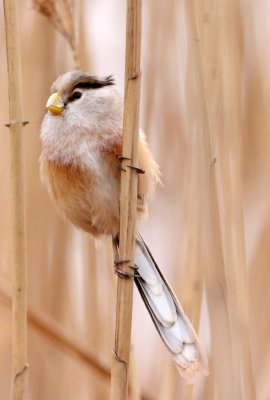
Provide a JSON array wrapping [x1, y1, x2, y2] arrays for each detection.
[[68, 90, 82, 102]]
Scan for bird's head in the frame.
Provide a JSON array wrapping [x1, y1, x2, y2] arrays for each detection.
[[46, 70, 116, 116], [40, 70, 123, 162]]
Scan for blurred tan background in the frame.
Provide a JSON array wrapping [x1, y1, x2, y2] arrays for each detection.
[[1, 0, 270, 399]]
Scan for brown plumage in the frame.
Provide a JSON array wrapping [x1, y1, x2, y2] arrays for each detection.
[[40, 134, 156, 236]]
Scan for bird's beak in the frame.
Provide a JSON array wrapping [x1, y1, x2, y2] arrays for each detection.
[[46, 92, 64, 115]]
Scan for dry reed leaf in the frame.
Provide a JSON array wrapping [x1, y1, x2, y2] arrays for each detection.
[[33, 0, 71, 41], [32, 0, 79, 66]]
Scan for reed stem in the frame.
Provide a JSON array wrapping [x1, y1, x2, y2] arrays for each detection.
[[110, 0, 142, 399], [3, 0, 28, 399]]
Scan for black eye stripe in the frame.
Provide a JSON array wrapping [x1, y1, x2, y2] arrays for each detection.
[[74, 82, 105, 90], [72, 75, 115, 91]]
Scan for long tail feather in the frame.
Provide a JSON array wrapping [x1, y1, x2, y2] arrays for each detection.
[[134, 234, 208, 382]]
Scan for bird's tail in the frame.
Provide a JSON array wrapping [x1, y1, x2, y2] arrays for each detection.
[[134, 234, 208, 382]]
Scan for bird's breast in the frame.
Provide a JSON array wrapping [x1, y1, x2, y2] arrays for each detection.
[[40, 154, 120, 237]]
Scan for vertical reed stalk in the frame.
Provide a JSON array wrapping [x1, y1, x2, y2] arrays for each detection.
[[110, 0, 142, 399], [207, 1, 255, 397], [128, 349, 141, 400], [186, 1, 255, 399], [3, 0, 28, 399], [180, 206, 203, 400]]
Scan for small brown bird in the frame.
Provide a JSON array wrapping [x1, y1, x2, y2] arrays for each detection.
[[40, 70, 208, 381]]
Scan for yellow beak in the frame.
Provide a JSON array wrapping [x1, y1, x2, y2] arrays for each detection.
[[46, 92, 64, 115]]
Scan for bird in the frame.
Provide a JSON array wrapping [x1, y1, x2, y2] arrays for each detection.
[[39, 70, 208, 382]]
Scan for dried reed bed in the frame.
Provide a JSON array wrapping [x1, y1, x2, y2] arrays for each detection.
[[0, 0, 270, 399]]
